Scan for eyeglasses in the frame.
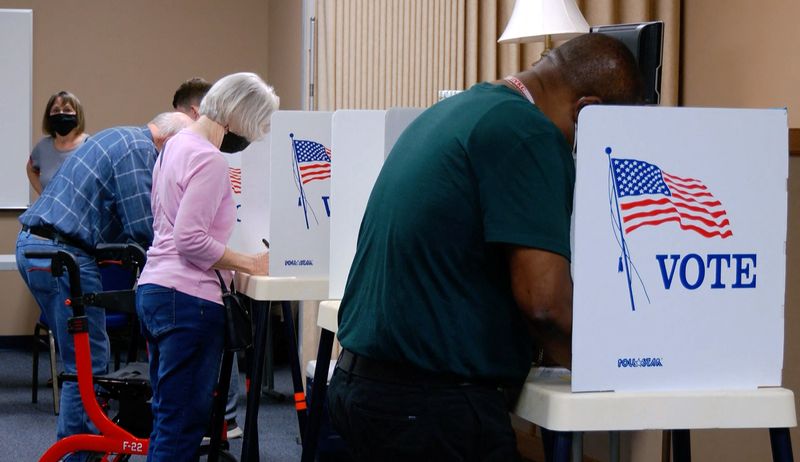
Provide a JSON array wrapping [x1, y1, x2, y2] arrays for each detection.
[[50, 107, 76, 115]]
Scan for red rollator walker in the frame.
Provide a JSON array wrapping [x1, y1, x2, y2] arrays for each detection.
[[29, 244, 237, 462]]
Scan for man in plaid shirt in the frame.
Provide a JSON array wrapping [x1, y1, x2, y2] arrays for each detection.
[[16, 111, 191, 461]]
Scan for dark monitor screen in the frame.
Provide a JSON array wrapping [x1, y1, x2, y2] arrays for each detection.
[[591, 21, 664, 105]]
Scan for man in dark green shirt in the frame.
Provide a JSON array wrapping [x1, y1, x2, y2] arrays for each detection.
[[328, 33, 645, 461]]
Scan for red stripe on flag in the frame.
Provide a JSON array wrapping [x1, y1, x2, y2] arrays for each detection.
[[301, 173, 331, 184], [229, 168, 242, 194], [299, 163, 329, 171], [662, 172, 702, 184], [622, 206, 731, 228], [625, 216, 733, 238], [621, 198, 728, 219]]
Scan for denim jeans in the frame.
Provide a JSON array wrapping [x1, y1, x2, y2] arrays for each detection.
[[16, 230, 109, 462], [136, 284, 225, 462], [327, 367, 521, 462]]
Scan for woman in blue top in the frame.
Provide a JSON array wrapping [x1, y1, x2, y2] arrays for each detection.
[[27, 90, 89, 195]]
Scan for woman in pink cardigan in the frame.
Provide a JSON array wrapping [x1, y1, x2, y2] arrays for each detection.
[[136, 72, 279, 461]]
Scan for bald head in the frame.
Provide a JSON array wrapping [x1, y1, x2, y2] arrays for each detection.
[[147, 111, 193, 151], [550, 33, 645, 105]]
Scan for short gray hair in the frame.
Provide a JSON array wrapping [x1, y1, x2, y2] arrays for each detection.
[[199, 72, 280, 142], [148, 112, 193, 138]]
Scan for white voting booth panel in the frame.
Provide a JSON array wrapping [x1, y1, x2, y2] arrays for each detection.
[[0, 10, 32, 208], [227, 135, 270, 255], [384, 108, 425, 157], [572, 106, 788, 392], [269, 111, 333, 277], [329, 108, 424, 299]]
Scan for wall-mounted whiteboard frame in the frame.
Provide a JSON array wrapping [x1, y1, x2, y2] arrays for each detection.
[[0, 10, 32, 208]]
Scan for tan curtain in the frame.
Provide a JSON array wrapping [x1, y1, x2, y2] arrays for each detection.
[[316, 0, 466, 110], [315, 0, 681, 110]]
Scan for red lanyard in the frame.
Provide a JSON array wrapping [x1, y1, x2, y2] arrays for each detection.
[[504, 76, 535, 105]]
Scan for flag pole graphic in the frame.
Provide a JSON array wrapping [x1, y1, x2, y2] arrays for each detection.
[[607, 147, 636, 311], [290, 133, 311, 230]]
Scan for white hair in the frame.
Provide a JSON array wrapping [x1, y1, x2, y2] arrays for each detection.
[[148, 112, 192, 138], [199, 72, 280, 142]]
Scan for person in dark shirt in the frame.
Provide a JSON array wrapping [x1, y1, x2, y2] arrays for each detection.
[[328, 33, 645, 461]]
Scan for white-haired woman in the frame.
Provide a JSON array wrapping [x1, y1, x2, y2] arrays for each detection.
[[136, 72, 279, 460]]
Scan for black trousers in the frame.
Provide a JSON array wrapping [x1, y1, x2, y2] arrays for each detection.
[[327, 366, 521, 462]]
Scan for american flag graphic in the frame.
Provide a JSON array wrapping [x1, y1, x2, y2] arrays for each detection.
[[611, 158, 732, 239], [293, 139, 331, 184], [229, 167, 242, 194]]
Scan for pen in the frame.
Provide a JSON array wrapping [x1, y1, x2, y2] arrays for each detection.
[[262, 238, 270, 249]]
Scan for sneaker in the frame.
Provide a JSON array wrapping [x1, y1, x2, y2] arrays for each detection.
[[226, 418, 243, 439]]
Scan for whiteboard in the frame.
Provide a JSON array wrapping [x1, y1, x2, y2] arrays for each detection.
[[0, 10, 32, 208]]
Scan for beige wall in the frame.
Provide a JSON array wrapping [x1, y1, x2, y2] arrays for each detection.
[[647, 1, 800, 461], [1, 1, 271, 136], [2, 1, 798, 459], [267, 0, 304, 110], [0, 0, 307, 335], [682, 0, 800, 128]]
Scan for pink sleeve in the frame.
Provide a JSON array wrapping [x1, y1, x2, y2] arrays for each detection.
[[172, 152, 229, 270]]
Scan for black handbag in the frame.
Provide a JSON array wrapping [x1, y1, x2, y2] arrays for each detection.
[[215, 270, 252, 351]]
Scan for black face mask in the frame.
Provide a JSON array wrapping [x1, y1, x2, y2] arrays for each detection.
[[49, 113, 78, 136], [219, 131, 250, 153]]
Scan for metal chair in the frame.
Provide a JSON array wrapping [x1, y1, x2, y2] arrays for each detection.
[[31, 313, 59, 415]]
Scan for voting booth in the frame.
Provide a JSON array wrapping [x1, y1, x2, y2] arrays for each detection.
[[328, 108, 424, 299], [226, 135, 271, 255], [268, 111, 334, 277], [571, 106, 788, 393]]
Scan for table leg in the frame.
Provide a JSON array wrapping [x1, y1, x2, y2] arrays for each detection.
[[541, 427, 555, 462], [241, 299, 271, 462], [672, 429, 691, 462], [553, 431, 572, 462], [571, 431, 583, 462], [769, 427, 794, 462], [262, 306, 285, 401], [300, 328, 335, 462], [281, 300, 308, 439], [541, 427, 572, 462], [609, 431, 620, 462], [207, 350, 234, 462], [661, 430, 671, 462]]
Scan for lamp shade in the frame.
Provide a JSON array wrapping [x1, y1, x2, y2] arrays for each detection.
[[498, 0, 590, 44]]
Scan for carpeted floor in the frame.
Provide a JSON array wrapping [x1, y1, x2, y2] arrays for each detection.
[[0, 346, 303, 461]]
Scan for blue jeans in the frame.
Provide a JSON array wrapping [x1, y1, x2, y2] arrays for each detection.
[[16, 230, 109, 462], [136, 284, 225, 462]]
